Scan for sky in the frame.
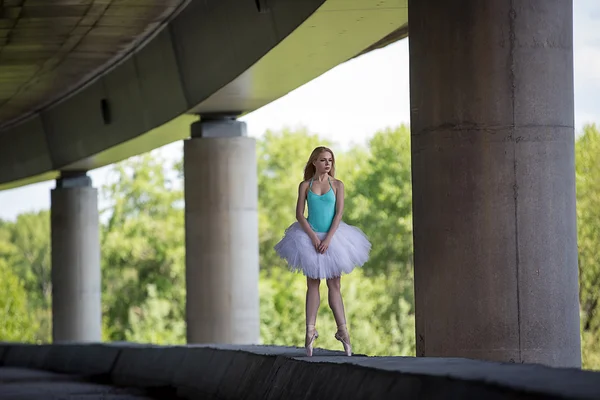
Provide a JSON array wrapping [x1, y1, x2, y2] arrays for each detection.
[[1, 1, 599, 221]]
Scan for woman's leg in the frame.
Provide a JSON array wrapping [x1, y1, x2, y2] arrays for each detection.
[[327, 277, 352, 356], [306, 277, 321, 326], [305, 277, 320, 356], [326, 277, 346, 326]]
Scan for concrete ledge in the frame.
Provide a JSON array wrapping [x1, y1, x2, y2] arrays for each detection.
[[110, 345, 188, 388], [43, 343, 120, 377], [1, 343, 599, 400], [0, 343, 52, 370], [0, 367, 82, 383], [0, 368, 155, 400]]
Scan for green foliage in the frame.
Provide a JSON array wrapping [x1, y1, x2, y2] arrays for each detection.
[[0, 259, 39, 342], [101, 152, 185, 343], [0, 211, 51, 342], [124, 284, 186, 344], [576, 124, 600, 370], [345, 126, 413, 278]]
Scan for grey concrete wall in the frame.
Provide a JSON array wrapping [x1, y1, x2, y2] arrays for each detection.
[[1, 343, 600, 400], [409, 0, 581, 367]]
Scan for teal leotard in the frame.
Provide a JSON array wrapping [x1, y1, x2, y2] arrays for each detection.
[[307, 177, 336, 233]]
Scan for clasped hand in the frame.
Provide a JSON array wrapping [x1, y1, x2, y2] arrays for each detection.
[[312, 236, 331, 254]]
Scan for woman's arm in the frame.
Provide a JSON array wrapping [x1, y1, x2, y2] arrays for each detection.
[[319, 180, 344, 253], [296, 181, 319, 242]]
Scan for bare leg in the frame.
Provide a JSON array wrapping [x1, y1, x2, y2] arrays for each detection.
[[306, 277, 321, 326], [305, 277, 320, 356], [327, 277, 352, 356], [326, 277, 346, 326]]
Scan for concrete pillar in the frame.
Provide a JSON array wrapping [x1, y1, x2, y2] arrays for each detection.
[[409, 0, 581, 367], [184, 116, 260, 344], [51, 172, 102, 343]]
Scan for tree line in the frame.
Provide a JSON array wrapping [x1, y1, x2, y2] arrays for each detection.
[[0, 124, 598, 369]]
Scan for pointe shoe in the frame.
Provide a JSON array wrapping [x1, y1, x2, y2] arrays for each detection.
[[305, 325, 319, 357], [334, 324, 352, 356]]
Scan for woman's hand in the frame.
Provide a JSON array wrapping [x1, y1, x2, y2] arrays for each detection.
[[311, 235, 321, 252], [318, 237, 331, 254]]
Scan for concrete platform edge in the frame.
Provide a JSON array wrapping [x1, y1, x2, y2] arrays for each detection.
[[1, 342, 599, 400]]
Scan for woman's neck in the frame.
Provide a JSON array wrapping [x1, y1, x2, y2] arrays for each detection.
[[314, 173, 329, 182]]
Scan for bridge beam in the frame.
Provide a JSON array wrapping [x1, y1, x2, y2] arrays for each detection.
[[51, 172, 102, 343], [409, 0, 581, 367], [184, 116, 260, 344]]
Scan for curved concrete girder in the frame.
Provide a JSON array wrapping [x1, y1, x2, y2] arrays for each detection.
[[0, 0, 408, 189], [0, 0, 186, 128]]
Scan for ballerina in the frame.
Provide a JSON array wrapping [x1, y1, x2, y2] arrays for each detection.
[[274, 146, 371, 356]]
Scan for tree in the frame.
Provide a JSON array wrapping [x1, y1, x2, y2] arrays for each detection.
[[101, 152, 186, 343], [344, 125, 413, 278], [123, 284, 185, 344], [0, 259, 39, 343], [0, 212, 51, 342], [575, 124, 600, 370]]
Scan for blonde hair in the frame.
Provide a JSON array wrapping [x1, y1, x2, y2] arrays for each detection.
[[303, 146, 336, 181]]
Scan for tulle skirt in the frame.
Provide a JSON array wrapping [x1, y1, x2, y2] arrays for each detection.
[[274, 222, 371, 279]]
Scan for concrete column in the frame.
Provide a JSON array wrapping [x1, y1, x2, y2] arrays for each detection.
[[184, 116, 260, 344], [51, 172, 102, 343], [409, 0, 581, 367]]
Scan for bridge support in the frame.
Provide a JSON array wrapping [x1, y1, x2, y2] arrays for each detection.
[[409, 0, 581, 367], [51, 172, 102, 343], [184, 116, 260, 344]]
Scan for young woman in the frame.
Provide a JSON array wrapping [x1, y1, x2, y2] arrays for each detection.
[[274, 146, 371, 357]]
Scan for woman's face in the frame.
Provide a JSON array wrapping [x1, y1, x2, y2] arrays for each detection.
[[313, 151, 333, 174]]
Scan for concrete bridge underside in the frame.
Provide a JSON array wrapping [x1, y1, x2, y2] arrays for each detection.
[[0, 0, 408, 189]]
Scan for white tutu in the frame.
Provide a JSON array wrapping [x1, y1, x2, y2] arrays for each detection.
[[274, 221, 371, 279]]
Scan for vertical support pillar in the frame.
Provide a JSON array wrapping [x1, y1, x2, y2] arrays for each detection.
[[51, 172, 102, 343], [409, 0, 581, 367], [184, 116, 260, 344]]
